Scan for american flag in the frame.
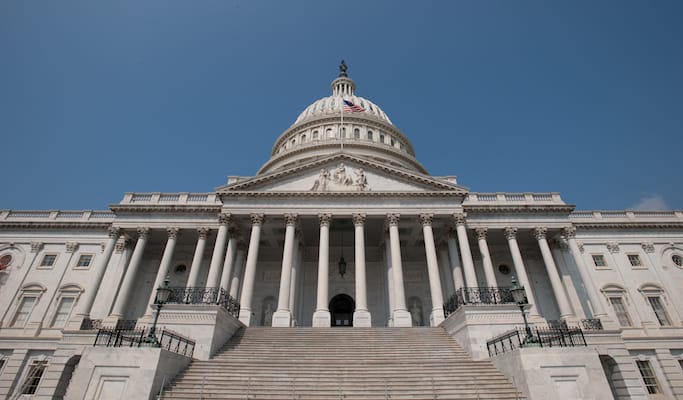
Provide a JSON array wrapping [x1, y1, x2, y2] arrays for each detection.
[[343, 99, 365, 112]]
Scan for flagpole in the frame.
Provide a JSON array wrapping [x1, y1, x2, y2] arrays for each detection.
[[340, 95, 344, 153]]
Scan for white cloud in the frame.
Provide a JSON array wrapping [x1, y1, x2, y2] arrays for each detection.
[[630, 194, 669, 211]]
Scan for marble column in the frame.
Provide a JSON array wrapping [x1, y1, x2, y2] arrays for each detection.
[[534, 227, 574, 319], [437, 242, 455, 298], [384, 235, 395, 327], [110, 227, 149, 318], [420, 213, 445, 326], [289, 238, 303, 325], [446, 228, 465, 290], [453, 213, 478, 287], [145, 227, 179, 316], [563, 227, 607, 319], [475, 228, 498, 287], [313, 213, 332, 327], [219, 228, 239, 293], [186, 228, 210, 289], [388, 213, 412, 327], [229, 243, 247, 299], [238, 214, 264, 326], [206, 214, 231, 289], [273, 214, 297, 327], [504, 227, 539, 317], [75, 227, 121, 319], [353, 213, 371, 327]]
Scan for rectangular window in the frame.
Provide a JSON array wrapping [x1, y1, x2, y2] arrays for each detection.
[[592, 254, 607, 267], [636, 360, 661, 394], [76, 254, 93, 268], [20, 360, 48, 395], [51, 297, 76, 328], [367, 131, 373, 141], [679, 359, 683, 372], [379, 134, 385, 143], [0, 357, 6, 374], [608, 297, 632, 327], [647, 296, 671, 326], [627, 254, 643, 267], [40, 254, 57, 267], [11, 296, 37, 327]]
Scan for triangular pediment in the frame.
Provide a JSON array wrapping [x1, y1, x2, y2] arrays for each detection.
[[216, 154, 467, 195]]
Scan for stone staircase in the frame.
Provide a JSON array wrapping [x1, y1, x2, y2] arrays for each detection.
[[161, 327, 524, 399]]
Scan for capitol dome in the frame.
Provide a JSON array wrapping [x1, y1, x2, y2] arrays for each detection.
[[258, 62, 427, 175]]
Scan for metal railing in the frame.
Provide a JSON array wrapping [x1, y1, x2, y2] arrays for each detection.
[[487, 325, 587, 357], [94, 326, 194, 358], [165, 287, 240, 317], [443, 287, 515, 317]]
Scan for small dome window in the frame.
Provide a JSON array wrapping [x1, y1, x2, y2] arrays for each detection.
[[390, 138, 395, 147], [354, 128, 360, 139], [379, 134, 385, 143], [301, 134, 307, 142], [312, 130, 319, 140], [367, 130, 373, 141], [326, 128, 333, 138]]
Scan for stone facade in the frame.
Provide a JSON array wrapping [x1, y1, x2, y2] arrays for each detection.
[[0, 65, 682, 399]]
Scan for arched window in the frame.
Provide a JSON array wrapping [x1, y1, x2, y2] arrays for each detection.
[[49, 284, 83, 328], [354, 128, 360, 139], [326, 128, 333, 138], [601, 284, 632, 327], [301, 134, 307, 142], [9, 283, 46, 328], [638, 284, 672, 326], [379, 134, 385, 144], [367, 130, 373, 141], [312, 130, 319, 140]]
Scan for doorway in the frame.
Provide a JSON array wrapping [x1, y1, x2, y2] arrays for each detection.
[[329, 294, 355, 327]]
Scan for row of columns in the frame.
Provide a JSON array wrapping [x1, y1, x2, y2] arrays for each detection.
[[78, 213, 603, 328]]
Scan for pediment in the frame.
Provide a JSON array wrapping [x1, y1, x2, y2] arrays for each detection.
[[217, 154, 467, 195]]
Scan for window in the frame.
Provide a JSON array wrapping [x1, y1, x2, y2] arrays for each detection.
[[11, 296, 37, 327], [76, 254, 93, 268], [40, 254, 57, 267], [592, 254, 607, 267], [379, 134, 385, 143], [326, 128, 332, 138], [341, 127, 346, 138], [0, 253, 12, 271], [290, 138, 295, 147], [301, 134, 306, 142], [19, 359, 48, 395], [51, 297, 76, 328], [390, 138, 395, 146], [353, 128, 360, 139], [367, 130, 373, 141], [312, 130, 318, 140], [647, 296, 671, 326], [627, 254, 643, 267], [679, 359, 683, 372], [673, 254, 682, 267], [0, 356, 6, 374], [608, 297, 632, 327], [636, 360, 661, 394]]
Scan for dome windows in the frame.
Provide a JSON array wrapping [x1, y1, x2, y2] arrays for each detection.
[[367, 130, 373, 141], [312, 130, 319, 140], [354, 128, 360, 139]]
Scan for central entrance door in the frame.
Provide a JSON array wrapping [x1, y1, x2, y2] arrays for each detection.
[[329, 294, 355, 327]]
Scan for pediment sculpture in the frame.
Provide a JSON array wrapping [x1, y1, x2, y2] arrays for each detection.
[[311, 163, 369, 192]]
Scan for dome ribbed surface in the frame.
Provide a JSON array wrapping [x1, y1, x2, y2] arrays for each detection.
[[294, 95, 392, 125]]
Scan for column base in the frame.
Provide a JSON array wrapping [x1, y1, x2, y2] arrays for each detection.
[[102, 315, 122, 328], [271, 310, 292, 327], [429, 308, 445, 327], [238, 308, 254, 326], [392, 310, 412, 327], [312, 310, 331, 327], [353, 310, 372, 327]]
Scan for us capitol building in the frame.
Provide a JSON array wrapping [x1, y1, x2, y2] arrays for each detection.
[[1, 63, 682, 399]]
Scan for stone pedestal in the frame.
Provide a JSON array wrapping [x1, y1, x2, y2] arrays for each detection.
[[312, 310, 331, 327], [392, 309, 412, 327], [429, 308, 445, 327], [353, 310, 371, 327], [271, 310, 292, 327]]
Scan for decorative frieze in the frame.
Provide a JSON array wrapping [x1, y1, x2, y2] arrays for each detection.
[[310, 163, 369, 192]]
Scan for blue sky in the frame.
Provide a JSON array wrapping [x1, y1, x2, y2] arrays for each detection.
[[1, 1, 681, 211]]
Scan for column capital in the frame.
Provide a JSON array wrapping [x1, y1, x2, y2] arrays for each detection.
[[30, 242, 44, 253], [166, 227, 180, 239], [452, 212, 467, 226], [318, 213, 332, 226], [197, 227, 210, 239], [218, 213, 232, 225], [419, 213, 433, 226], [352, 213, 366, 226], [65, 242, 79, 253], [577, 240, 585, 253], [115, 238, 130, 253], [387, 213, 401, 226], [137, 227, 150, 238], [475, 227, 488, 240], [284, 213, 298, 226], [533, 227, 547, 240], [108, 226, 121, 238], [250, 213, 265, 225], [504, 227, 518, 240], [562, 226, 577, 239]]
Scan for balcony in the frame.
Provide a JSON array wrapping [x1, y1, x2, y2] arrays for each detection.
[[443, 287, 516, 317]]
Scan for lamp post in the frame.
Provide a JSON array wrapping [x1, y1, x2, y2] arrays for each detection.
[[510, 276, 536, 345], [145, 276, 172, 346]]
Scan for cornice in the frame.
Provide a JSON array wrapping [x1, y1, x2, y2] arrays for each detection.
[[0, 222, 111, 230], [219, 191, 466, 199], [464, 205, 575, 214], [110, 205, 222, 214], [573, 222, 683, 230]]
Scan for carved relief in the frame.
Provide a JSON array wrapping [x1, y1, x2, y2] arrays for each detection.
[[65, 242, 79, 253], [606, 242, 620, 253], [310, 163, 369, 192], [641, 242, 655, 253]]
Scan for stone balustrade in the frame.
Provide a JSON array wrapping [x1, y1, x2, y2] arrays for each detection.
[[571, 210, 683, 221], [463, 192, 565, 205], [0, 210, 114, 221], [120, 192, 221, 205]]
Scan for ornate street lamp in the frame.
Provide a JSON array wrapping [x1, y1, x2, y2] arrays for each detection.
[[145, 276, 172, 346], [510, 276, 536, 345]]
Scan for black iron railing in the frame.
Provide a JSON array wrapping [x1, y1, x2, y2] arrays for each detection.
[[581, 318, 603, 331], [165, 287, 240, 317], [487, 325, 587, 357], [94, 326, 195, 358], [443, 287, 515, 317]]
